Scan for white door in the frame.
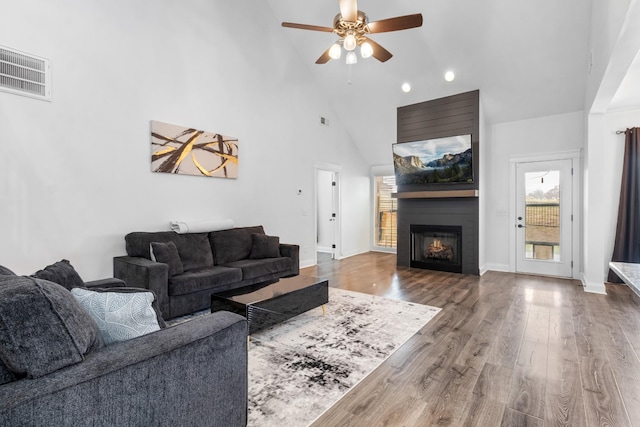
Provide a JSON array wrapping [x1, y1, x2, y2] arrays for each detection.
[[515, 159, 573, 277], [328, 171, 337, 260], [316, 170, 334, 257]]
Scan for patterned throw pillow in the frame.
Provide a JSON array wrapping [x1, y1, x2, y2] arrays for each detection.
[[71, 288, 161, 345]]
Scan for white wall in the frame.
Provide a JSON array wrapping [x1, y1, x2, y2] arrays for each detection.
[[585, 0, 634, 112], [582, 0, 640, 291], [0, 0, 370, 278], [486, 111, 584, 270], [478, 98, 488, 273]]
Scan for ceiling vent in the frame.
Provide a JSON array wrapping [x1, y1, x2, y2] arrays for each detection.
[[0, 45, 51, 101]]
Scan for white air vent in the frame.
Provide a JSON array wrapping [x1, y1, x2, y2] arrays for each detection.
[[0, 45, 51, 101]]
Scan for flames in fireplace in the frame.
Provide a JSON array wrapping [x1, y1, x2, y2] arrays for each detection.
[[425, 239, 454, 261], [410, 224, 463, 273]]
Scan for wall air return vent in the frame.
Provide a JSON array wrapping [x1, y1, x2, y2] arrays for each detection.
[[0, 45, 51, 101]]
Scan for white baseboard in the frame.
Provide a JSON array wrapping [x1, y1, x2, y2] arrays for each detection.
[[300, 258, 315, 269], [370, 247, 397, 254], [336, 249, 369, 260], [482, 263, 510, 274], [580, 273, 607, 294]]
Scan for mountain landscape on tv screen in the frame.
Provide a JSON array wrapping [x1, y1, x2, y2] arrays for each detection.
[[393, 147, 473, 184]]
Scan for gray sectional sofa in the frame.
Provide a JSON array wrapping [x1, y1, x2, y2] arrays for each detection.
[[0, 269, 248, 427], [114, 225, 299, 319]]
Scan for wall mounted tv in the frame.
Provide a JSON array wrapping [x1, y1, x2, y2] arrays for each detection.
[[392, 134, 473, 185]]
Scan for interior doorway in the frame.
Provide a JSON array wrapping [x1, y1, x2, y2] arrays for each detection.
[[514, 159, 573, 277], [315, 165, 341, 264]]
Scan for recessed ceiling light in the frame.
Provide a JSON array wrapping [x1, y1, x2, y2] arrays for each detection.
[[401, 82, 411, 93], [444, 71, 455, 82]]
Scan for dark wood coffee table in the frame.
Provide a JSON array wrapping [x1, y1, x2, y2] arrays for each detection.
[[211, 275, 329, 335]]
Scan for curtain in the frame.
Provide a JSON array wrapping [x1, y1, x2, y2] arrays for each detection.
[[608, 127, 640, 282]]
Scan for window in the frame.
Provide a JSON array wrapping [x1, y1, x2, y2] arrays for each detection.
[[374, 175, 397, 248]]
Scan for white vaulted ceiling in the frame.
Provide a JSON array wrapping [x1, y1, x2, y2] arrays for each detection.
[[264, 0, 592, 165]]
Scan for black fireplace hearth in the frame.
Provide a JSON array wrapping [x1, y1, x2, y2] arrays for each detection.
[[410, 224, 462, 273]]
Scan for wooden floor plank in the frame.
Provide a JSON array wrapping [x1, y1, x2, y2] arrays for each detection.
[[472, 363, 513, 402], [545, 359, 586, 427], [501, 408, 544, 426], [579, 356, 632, 427], [306, 252, 636, 427], [461, 394, 505, 427], [506, 365, 546, 420]]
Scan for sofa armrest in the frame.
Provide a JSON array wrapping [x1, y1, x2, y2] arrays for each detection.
[[279, 243, 300, 276], [113, 256, 170, 317], [0, 311, 248, 426], [84, 277, 126, 289]]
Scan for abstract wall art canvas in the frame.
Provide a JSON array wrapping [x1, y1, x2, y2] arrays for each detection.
[[151, 120, 238, 179]]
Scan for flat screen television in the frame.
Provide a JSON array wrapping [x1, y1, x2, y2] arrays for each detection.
[[392, 134, 473, 185]]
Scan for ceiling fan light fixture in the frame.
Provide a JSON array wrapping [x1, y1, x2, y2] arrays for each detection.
[[329, 43, 342, 60], [343, 32, 357, 51], [346, 51, 358, 65], [282, 5, 423, 66], [360, 42, 373, 58]]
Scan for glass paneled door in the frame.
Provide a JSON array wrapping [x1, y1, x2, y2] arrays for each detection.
[[515, 159, 572, 277]]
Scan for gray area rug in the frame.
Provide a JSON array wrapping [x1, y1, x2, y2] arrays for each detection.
[[247, 288, 441, 427]]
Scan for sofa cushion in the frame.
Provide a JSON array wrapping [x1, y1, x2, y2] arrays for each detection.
[[249, 234, 280, 259], [150, 241, 184, 277], [71, 287, 163, 345], [0, 362, 17, 385], [125, 231, 213, 271], [0, 265, 16, 276], [0, 276, 102, 378], [168, 266, 243, 296], [32, 259, 85, 290], [209, 226, 265, 265], [223, 258, 293, 281], [0, 254, 23, 383]]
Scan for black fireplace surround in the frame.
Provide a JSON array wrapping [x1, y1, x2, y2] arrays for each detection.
[[397, 197, 479, 275], [411, 224, 462, 273]]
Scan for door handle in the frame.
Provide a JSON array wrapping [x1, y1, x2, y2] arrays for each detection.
[[517, 224, 525, 228]]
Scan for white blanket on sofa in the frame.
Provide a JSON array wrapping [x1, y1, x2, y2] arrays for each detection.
[[170, 219, 234, 234]]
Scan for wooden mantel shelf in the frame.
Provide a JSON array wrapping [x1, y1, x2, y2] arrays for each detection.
[[392, 189, 479, 199]]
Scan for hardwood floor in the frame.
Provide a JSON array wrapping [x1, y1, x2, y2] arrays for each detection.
[[301, 252, 640, 427]]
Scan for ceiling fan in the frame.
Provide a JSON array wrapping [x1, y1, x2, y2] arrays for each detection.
[[282, 0, 423, 64]]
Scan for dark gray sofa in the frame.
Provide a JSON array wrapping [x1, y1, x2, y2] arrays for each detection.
[[0, 272, 248, 427], [114, 225, 299, 319]]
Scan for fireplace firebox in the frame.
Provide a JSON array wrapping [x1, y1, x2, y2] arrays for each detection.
[[410, 225, 462, 273]]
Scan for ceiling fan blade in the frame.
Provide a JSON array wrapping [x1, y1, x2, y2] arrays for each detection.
[[362, 37, 393, 62], [367, 14, 423, 33], [282, 22, 335, 32], [339, 0, 358, 22], [315, 46, 333, 64]]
